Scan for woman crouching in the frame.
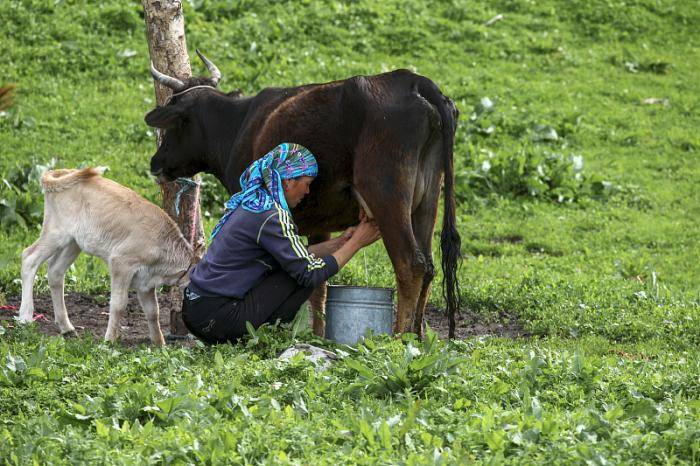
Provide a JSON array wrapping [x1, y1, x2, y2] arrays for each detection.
[[183, 143, 380, 343]]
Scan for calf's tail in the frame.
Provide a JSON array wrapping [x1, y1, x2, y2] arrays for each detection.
[[41, 167, 107, 193]]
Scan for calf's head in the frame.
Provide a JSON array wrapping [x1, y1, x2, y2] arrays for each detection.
[[145, 50, 222, 182], [161, 240, 206, 288]]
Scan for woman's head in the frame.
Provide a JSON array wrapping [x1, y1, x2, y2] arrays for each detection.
[[282, 175, 314, 208], [260, 143, 317, 209], [210, 143, 318, 239]]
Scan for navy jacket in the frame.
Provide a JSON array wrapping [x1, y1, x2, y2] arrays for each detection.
[[189, 203, 338, 298]]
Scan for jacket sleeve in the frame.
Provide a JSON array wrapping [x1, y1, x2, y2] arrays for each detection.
[[257, 205, 339, 288]]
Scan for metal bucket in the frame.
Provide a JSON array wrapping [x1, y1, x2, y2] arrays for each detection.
[[325, 285, 394, 345]]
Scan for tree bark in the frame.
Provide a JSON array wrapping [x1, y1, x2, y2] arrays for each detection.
[[142, 0, 204, 338]]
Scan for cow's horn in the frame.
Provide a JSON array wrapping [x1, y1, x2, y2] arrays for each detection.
[[150, 62, 186, 92], [196, 49, 221, 86]]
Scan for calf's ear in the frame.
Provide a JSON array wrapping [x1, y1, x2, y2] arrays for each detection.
[[193, 240, 206, 262], [145, 106, 183, 129]]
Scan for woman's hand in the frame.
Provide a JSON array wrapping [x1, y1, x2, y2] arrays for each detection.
[[330, 210, 381, 269], [359, 208, 371, 223], [340, 226, 357, 243], [350, 219, 381, 248]]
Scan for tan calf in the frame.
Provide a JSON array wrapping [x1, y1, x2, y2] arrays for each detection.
[[19, 167, 202, 345]]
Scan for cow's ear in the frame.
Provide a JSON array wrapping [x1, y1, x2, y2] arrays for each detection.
[[145, 106, 184, 129]]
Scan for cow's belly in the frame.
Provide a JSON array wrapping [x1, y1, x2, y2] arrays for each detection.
[[293, 186, 360, 236]]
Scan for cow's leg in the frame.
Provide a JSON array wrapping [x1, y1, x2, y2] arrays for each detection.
[[355, 162, 426, 335], [137, 288, 165, 346], [385, 224, 426, 335], [46, 240, 81, 335], [104, 260, 134, 343], [410, 181, 442, 335], [308, 233, 330, 336], [19, 235, 63, 323]]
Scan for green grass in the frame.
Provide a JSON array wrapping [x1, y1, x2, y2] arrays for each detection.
[[1, 0, 699, 463], [2, 325, 699, 464]]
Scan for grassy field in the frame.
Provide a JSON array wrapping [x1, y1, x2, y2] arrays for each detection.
[[1, 0, 699, 463]]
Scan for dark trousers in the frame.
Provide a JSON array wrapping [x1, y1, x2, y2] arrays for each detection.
[[182, 270, 314, 344]]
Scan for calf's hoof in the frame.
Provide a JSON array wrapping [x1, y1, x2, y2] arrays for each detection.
[[61, 329, 79, 338], [16, 314, 34, 324]]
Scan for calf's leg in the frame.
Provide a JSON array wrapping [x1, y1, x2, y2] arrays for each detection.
[[136, 288, 165, 346], [46, 240, 81, 335], [104, 260, 134, 343], [19, 235, 64, 323]]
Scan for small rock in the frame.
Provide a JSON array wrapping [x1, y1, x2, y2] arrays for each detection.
[[641, 97, 669, 106], [484, 14, 504, 27], [278, 343, 338, 371]]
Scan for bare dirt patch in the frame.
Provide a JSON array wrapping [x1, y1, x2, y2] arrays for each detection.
[[1, 292, 191, 347], [424, 305, 529, 340], [2, 293, 528, 345]]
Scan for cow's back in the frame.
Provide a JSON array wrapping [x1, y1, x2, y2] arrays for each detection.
[[237, 70, 444, 234]]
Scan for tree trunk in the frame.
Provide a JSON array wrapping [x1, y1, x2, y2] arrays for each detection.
[[142, 0, 204, 339]]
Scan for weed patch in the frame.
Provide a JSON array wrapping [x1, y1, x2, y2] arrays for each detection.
[[0, 158, 57, 230], [1, 0, 699, 462]]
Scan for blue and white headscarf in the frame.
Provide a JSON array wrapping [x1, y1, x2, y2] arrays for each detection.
[[210, 143, 318, 239]]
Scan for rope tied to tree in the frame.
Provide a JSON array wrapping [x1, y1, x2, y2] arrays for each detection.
[[173, 177, 203, 246], [174, 177, 200, 216]]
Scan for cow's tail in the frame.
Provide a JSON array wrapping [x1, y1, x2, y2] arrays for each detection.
[[419, 78, 461, 338], [41, 167, 106, 193]]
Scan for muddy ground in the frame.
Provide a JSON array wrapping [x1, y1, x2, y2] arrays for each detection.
[[1, 292, 528, 346]]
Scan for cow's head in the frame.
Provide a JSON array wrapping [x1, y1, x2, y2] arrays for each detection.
[[145, 50, 222, 182]]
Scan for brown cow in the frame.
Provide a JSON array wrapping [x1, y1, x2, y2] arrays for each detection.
[[145, 52, 461, 337]]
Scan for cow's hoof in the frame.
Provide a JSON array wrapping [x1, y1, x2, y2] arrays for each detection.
[[61, 329, 79, 338]]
